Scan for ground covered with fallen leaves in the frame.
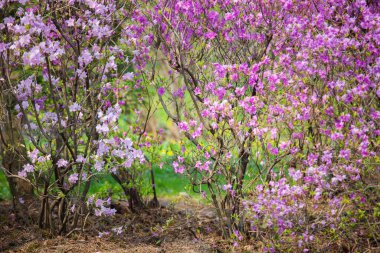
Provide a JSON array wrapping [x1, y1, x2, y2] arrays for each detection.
[[1, 197, 256, 253], [2, 196, 377, 252]]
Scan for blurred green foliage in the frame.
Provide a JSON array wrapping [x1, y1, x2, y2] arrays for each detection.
[[0, 170, 11, 200], [0, 155, 202, 201]]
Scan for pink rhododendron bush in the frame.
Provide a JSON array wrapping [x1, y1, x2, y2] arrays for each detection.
[[128, 0, 380, 251], [1, 0, 380, 252]]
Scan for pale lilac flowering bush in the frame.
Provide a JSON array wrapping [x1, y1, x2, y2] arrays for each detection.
[[1, 0, 146, 234]]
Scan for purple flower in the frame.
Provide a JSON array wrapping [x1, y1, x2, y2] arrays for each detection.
[[223, 184, 232, 191], [23, 163, 34, 173], [173, 161, 185, 174], [19, 197, 25, 204], [66, 18, 75, 27], [98, 231, 110, 238], [78, 49, 93, 67], [68, 173, 79, 184], [28, 149, 39, 163], [57, 159, 68, 168], [289, 168, 302, 181], [204, 31, 217, 40], [87, 196, 94, 205], [102, 207, 116, 216], [177, 122, 189, 132], [95, 199, 103, 208], [122, 72, 134, 81], [21, 101, 28, 109], [157, 87, 165, 96], [339, 149, 351, 160], [69, 102, 81, 112], [76, 155, 86, 163], [18, 170, 27, 178], [267, 143, 279, 155], [94, 160, 104, 171], [97, 141, 109, 156]]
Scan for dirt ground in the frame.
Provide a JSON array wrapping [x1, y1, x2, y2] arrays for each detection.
[[2, 196, 378, 253], [0, 197, 238, 253]]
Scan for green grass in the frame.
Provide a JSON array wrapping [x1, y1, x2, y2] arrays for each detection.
[[152, 163, 194, 196], [0, 157, 265, 202], [0, 170, 11, 200], [85, 164, 202, 200], [0, 162, 200, 201]]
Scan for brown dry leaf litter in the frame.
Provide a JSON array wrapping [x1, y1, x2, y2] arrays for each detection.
[[0, 197, 235, 253]]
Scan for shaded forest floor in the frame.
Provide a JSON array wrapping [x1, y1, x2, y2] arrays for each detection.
[[0, 197, 246, 253], [2, 197, 378, 252]]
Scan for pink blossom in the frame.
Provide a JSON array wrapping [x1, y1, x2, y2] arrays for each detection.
[[68, 173, 78, 184], [18, 170, 27, 178], [157, 87, 165, 96], [177, 122, 189, 132], [69, 102, 81, 112], [57, 159, 68, 168], [223, 184, 232, 191], [28, 149, 39, 163], [23, 163, 34, 173], [76, 155, 86, 163]]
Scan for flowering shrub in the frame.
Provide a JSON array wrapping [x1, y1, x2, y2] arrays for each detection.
[[0, 0, 148, 234], [126, 0, 380, 250], [1, 0, 379, 251]]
